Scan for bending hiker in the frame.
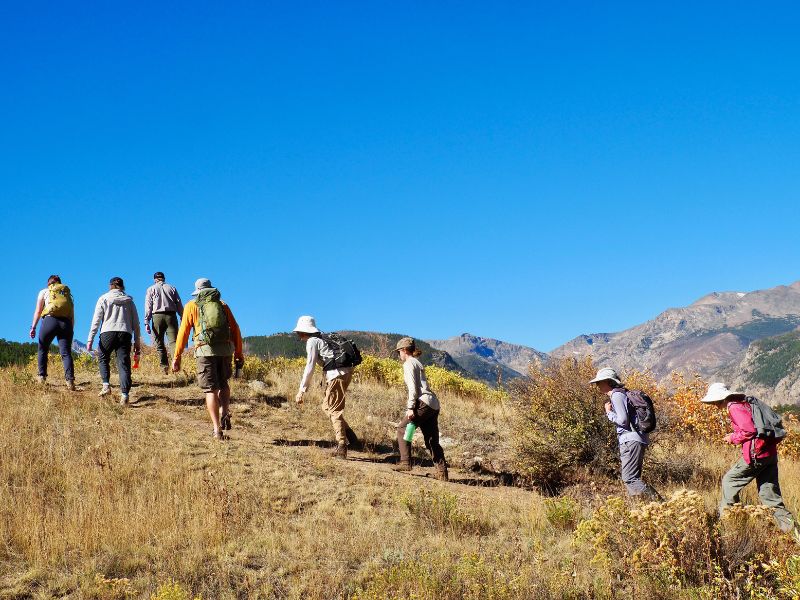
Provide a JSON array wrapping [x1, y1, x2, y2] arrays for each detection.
[[392, 338, 448, 481], [172, 278, 243, 440], [700, 383, 797, 535], [144, 271, 184, 374], [590, 367, 660, 499], [293, 316, 360, 459], [30, 275, 76, 390], [87, 277, 141, 405]]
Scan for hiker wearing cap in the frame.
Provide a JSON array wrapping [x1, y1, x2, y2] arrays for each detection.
[[30, 275, 76, 390], [590, 367, 660, 499], [172, 278, 244, 440], [700, 383, 796, 534], [144, 271, 184, 374], [392, 338, 448, 481], [87, 277, 141, 405], [293, 316, 360, 459]]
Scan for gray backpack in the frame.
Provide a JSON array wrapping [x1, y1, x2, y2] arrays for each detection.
[[746, 396, 786, 441]]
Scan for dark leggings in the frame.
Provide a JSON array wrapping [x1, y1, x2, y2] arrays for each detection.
[[98, 331, 133, 393], [397, 403, 446, 465], [38, 316, 74, 381]]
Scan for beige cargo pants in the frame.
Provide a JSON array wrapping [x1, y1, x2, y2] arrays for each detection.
[[322, 371, 353, 445]]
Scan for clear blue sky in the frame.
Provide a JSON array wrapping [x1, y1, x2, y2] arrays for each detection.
[[2, 2, 799, 351]]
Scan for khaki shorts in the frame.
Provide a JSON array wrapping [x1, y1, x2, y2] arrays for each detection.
[[196, 356, 232, 392]]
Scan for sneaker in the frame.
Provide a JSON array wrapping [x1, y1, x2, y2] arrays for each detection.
[[98, 385, 111, 397], [66, 380, 76, 391], [221, 412, 232, 431], [120, 394, 129, 405], [330, 443, 348, 460], [433, 461, 449, 482]]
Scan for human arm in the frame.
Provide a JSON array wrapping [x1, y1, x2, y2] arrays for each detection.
[[224, 304, 244, 362], [605, 391, 630, 428], [86, 297, 105, 351], [143, 287, 153, 333], [131, 302, 142, 351], [403, 361, 419, 411], [30, 294, 45, 338], [726, 402, 757, 445], [172, 302, 196, 371], [298, 338, 319, 394]]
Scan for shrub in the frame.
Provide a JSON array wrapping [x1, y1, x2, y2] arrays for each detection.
[[510, 357, 618, 488], [400, 489, 494, 536], [150, 582, 201, 600], [543, 497, 580, 531]]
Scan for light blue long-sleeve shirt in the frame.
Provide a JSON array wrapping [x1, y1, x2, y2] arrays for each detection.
[[606, 389, 648, 445]]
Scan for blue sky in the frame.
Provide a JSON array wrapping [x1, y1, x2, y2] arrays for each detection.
[[2, 2, 799, 351]]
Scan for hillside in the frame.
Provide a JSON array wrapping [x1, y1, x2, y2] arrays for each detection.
[[722, 330, 800, 405], [427, 333, 548, 382], [552, 280, 800, 391], [244, 331, 469, 378]]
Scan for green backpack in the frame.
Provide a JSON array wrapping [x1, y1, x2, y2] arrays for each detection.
[[42, 283, 74, 319], [195, 289, 231, 346]]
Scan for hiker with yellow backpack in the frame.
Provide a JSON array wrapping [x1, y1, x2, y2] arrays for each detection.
[[30, 275, 76, 390], [172, 278, 244, 440]]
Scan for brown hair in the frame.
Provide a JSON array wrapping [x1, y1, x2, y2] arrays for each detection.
[[109, 276, 125, 291], [47, 275, 61, 285], [403, 344, 423, 358]]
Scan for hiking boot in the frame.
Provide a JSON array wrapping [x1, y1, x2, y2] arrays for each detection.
[[98, 385, 111, 397], [392, 462, 412, 473], [330, 443, 348, 460], [433, 461, 449, 482], [66, 380, 76, 391], [221, 412, 232, 431], [345, 427, 362, 450], [120, 394, 129, 406]]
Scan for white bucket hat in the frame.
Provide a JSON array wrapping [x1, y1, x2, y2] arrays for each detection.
[[589, 367, 623, 386], [293, 315, 320, 334], [700, 382, 738, 403]]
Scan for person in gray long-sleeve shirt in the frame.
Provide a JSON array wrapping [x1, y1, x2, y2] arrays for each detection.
[[590, 367, 660, 499], [144, 271, 183, 373]]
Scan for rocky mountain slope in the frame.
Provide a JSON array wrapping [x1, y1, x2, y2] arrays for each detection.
[[427, 333, 548, 382], [552, 281, 800, 393]]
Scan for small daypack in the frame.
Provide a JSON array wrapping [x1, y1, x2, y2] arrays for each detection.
[[623, 389, 657, 434], [320, 332, 362, 371], [746, 396, 786, 441], [195, 289, 231, 346], [42, 283, 74, 319]]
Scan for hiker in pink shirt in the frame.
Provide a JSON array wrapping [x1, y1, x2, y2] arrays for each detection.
[[701, 383, 795, 535]]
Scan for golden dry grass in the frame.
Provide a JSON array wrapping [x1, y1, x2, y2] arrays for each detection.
[[1, 351, 798, 599]]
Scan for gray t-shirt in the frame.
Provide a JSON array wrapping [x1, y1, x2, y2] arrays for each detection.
[[403, 356, 440, 411]]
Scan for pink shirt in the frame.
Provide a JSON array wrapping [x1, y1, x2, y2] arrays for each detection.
[[727, 400, 778, 464]]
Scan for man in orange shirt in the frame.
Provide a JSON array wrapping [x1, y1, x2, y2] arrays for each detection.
[[173, 278, 244, 440]]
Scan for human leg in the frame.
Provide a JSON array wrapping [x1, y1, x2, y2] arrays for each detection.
[[720, 457, 757, 514], [97, 332, 115, 386], [619, 441, 660, 498], [323, 376, 348, 446], [151, 313, 170, 367], [755, 457, 795, 532], [55, 318, 75, 382], [37, 317, 58, 378], [115, 333, 132, 395]]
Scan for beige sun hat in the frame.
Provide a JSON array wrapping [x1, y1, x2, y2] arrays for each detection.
[[191, 278, 213, 296], [589, 367, 623, 386], [293, 315, 320, 334], [700, 382, 737, 403], [393, 337, 415, 353]]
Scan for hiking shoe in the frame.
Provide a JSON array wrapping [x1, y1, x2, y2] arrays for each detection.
[[221, 412, 232, 431], [120, 394, 129, 405], [213, 430, 225, 441], [434, 461, 449, 482], [66, 380, 76, 391], [392, 462, 412, 473], [330, 443, 348, 460], [98, 385, 111, 397]]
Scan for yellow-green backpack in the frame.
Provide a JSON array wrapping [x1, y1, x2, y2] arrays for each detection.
[[42, 283, 74, 319]]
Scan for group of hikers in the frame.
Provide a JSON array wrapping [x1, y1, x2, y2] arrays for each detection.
[[29, 274, 797, 531]]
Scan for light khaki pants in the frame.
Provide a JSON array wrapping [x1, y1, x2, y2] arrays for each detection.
[[322, 371, 353, 445]]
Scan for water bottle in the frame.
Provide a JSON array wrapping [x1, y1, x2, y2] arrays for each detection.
[[403, 422, 417, 442], [133, 351, 140, 369]]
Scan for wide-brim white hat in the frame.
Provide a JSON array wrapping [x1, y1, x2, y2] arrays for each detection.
[[293, 315, 320, 334], [700, 382, 737, 403], [589, 367, 623, 386]]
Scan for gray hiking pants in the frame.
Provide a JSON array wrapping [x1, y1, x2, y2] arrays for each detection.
[[151, 311, 179, 367], [720, 456, 795, 532], [619, 440, 660, 498]]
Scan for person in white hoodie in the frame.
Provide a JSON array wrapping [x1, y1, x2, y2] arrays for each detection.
[[87, 277, 141, 404]]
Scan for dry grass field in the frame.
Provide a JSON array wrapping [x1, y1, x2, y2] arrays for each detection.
[[1, 351, 799, 599]]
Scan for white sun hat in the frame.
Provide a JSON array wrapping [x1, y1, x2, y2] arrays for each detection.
[[589, 367, 623, 386], [700, 382, 737, 403], [293, 315, 320, 334]]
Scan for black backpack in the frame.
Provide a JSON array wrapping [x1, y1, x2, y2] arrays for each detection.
[[746, 396, 786, 441], [319, 333, 363, 371], [623, 389, 657, 434]]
